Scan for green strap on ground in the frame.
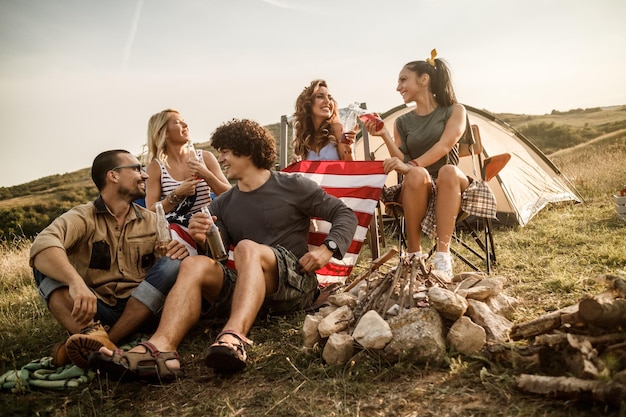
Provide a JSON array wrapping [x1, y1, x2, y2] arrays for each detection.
[[0, 357, 94, 393], [0, 334, 149, 393]]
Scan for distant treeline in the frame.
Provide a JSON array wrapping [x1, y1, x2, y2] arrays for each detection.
[[518, 119, 626, 155], [0, 186, 99, 240]]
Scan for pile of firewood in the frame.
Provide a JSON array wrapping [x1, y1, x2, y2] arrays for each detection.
[[508, 275, 626, 406]]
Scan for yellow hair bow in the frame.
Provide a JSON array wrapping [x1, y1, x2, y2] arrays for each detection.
[[426, 48, 437, 67]]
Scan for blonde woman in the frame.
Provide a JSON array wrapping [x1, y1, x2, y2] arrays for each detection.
[[292, 80, 355, 163], [143, 109, 230, 253]]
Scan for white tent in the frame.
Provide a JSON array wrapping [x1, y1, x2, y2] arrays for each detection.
[[354, 103, 583, 227]]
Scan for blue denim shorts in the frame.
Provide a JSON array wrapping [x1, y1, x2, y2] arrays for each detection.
[[34, 256, 181, 327], [202, 245, 318, 318]]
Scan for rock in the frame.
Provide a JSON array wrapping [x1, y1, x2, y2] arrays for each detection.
[[461, 277, 507, 300], [458, 272, 485, 290], [428, 286, 468, 320], [317, 304, 338, 318], [352, 310, 393, 350], [431, 269, 452, 284], [413, 292, 427, 301], [466, 299, 513, 342], [328, 292, 358, 309], [454, 272, 485, 284], [318, 305, 354, 338], [386, 304, 401, 316], [302, 314, 323, 348], [447, 316, 486, 355], [484, 292, 519, 319], [382, 308, 446, 364], [322, 333, 355, 365]]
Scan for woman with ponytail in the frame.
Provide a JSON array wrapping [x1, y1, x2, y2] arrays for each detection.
[[363, 49, 487, 279]]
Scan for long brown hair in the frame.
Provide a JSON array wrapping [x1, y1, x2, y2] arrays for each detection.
[[292, 79, 339, 157]]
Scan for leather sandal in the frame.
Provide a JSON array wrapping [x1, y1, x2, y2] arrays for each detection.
[[203, 330, 253, 373], [89, 341, 184, 382]]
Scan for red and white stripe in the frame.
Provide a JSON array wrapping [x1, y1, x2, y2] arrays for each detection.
[[282, 160, 386, 285]]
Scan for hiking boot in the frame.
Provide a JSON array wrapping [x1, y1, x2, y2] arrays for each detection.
[[50, 341, 71, 366], [431, 252, 453, 280], [66, 322, 117, 369]]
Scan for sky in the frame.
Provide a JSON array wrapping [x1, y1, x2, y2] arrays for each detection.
[[1, 0, 625, 188]]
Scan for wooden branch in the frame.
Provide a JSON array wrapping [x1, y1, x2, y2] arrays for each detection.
[[343, 247, 398, 292], [534, 332, 626, 349], [510, 304, 579, 340], [516, 374, 626, 406], [578, 298, 626, 329]]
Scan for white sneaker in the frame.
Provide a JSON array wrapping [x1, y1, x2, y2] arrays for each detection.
[[431, 252, 453, 280]]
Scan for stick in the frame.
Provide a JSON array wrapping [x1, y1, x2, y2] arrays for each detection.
[[516, 374, 626, 406], [343, 247, 398, 292]]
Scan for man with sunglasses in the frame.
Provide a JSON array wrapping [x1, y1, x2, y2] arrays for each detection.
[[30, 149, 189, 369]]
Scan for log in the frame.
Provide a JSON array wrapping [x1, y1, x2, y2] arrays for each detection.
[[563, 334, 608, 379], [578, 298, 626, 329], [534, 332, 626, 349], [516, 374, 626, 406], [510, 304, 579, 340]]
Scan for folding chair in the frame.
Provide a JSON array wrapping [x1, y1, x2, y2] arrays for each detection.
[[443, 144, 511, 274], [383, 122, 510, 274], [282, 160, 387, 285]]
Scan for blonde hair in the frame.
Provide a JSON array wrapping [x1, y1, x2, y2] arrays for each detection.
[[142, 108, 179, 166]]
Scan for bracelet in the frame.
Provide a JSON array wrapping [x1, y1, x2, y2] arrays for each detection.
[[407, 160, 419, 167], [167, 191, 183, 205]]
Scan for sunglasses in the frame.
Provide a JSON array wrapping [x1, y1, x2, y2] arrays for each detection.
[[110, 163, 146, 173]]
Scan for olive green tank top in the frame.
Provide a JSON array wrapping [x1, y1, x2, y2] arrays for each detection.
[[395, 105, 459, 178]]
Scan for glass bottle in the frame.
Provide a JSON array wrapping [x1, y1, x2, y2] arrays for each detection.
[[155, 201, 172, 256], [188, 140, 201, 162], [200, 206, 228, 261]]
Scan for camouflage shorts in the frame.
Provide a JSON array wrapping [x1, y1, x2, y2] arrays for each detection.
[[202, 245, 319, 318]]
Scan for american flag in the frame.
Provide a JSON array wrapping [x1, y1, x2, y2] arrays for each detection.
[[281, 160, 387, 285]]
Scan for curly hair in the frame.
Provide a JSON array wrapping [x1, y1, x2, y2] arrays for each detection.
[[292, 79, 340, 158], [210, 119, 277, 170], [142, 108, 179, 167], [403, 58, 457, 107]]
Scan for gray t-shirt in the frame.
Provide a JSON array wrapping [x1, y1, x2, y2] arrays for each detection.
[[395, 105, 459, 177], [209, 171, 357, 259]]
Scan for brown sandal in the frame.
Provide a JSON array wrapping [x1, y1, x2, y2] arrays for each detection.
[[89, 341, 184, 381], [203, 330, 253, 373]]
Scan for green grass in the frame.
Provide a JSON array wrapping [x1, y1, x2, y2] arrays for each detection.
[[1, 123, 626, 416]]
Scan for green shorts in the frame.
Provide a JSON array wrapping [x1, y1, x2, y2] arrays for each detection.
[[202, 245, 319, 318]]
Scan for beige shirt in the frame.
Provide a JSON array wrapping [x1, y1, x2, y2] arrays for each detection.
[[29, 196, 157, 306]]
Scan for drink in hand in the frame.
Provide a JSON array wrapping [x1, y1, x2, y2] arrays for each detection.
[[155, 201, 172, 256], [200, 206, 228, 261], [358, 113, 384, 131]]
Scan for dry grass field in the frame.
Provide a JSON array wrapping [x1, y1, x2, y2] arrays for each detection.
[[0, 108, 625, 417]]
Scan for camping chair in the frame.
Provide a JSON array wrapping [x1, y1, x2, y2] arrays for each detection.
[[383, 122, 511, 274], [282, 160, 387, 286], [278, 106, 384, 260]]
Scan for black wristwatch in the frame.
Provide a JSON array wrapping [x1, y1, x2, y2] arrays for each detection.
[[323, 239, 339, 257]]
